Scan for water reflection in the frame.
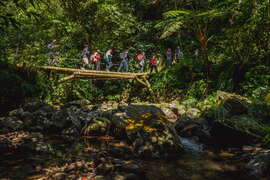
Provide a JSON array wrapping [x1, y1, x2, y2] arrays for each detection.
[[0, 136, 254, 180]]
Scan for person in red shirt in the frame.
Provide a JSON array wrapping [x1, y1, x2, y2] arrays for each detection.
[[91, 50, 101, 70], [150, 55, 158, 73]]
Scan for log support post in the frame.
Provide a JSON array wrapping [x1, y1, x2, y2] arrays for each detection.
[[58, 74, 75, 83]]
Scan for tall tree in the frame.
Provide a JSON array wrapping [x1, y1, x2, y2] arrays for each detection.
[[156, 1, 236, 76]]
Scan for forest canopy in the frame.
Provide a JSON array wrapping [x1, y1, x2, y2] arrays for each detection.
[[0, 0, 269, 104]]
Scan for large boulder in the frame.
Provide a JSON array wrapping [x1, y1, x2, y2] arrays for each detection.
[[1, 101, 185, 158], [112, 104, 184, 158], [0, 116, 24, 132], [216, 91, 251, 117], [209, 92, 265, 146]]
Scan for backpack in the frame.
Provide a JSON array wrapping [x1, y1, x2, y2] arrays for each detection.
[[120, 53, 125, 59], [136, 54, 143, 61]]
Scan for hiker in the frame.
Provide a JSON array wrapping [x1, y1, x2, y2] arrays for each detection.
[[175, 46, 183, 63], [91, 50, 101, 70], [105, 49, 113, 71], [137, 52, 146, 73], [150, 55, 158, 73], [47, 40, 57, 65], [81, 44, 90, 69], [117, 49, 129, 72], [166, 48, 172, 66], [194, 49, 199, 61]]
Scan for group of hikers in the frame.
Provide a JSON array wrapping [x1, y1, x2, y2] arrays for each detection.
[[47, 40, 184, 73]]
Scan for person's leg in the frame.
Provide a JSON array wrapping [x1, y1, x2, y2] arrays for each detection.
[[106, 63, 109, 71], [140, 64, 144, 73], [96, 61, 100, 70], [49, 58, 53, 65], [52, 58, 56, 65], [48, 53, 53, 65], [49, 55, 56, 65], [124, 60, 128, 72], [154, 66, 158, 73], [109, 62, 113, 71], [82, 62, 85, 69], [82, 58, 88, 69], [98, 61, 101, 70], [150, 66, 153, 73], [91, 62, 95, 70], [117, 60, 123, 72]]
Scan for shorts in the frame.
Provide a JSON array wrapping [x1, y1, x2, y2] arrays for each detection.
[[82, 58, 89, 64], [105, 57, 112, 63]]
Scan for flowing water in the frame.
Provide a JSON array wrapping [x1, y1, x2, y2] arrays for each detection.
[[0, 136, 254, 180]]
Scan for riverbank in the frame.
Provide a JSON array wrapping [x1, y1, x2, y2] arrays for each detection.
[[0, 91, 270, 179]]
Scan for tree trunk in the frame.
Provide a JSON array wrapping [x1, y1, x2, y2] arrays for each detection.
[[195, 28, 210, 77]]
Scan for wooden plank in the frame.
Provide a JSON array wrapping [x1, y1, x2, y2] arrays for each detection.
[[16, 64, 150, 82], [74, 72, 137, 79], [58, 75, 75, 83], [135, 77, 148, 87], [75, 77, 129, 80], [32, 65, 147, 76]]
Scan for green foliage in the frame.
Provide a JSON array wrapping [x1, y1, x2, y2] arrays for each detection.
[[186, 79, 208, 99], [0, 0, 269, 112], [219, 115, 268, 137], [150, 57, 204, 97], [247, 87, 270, 123], [157, 7, 227, 39], [241, 66, 270, 95]]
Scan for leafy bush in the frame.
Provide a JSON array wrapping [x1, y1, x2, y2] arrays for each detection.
[[241, 65, 270, 95]]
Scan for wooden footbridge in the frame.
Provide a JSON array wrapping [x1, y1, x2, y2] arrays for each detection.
[[17, 64, 151, 87]]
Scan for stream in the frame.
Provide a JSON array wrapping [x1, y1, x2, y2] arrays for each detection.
[[1, 98, 266, 180], [0, 135, 254, 180]]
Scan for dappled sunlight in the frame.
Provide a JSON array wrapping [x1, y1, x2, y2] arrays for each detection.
[[123, 111, 168, 132], [124, 119, 156, 132], [0, 131, 30, 149]]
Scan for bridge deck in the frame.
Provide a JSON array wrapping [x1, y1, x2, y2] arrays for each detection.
[[17, 64, 151, 87]]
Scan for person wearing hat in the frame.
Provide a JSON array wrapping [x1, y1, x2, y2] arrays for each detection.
[[81, 44, 90, 69], [91, 50, 101, 70]]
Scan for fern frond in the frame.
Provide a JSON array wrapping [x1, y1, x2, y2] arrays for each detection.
[[163, 10, 192, 18], [160, 21, 183, 39]]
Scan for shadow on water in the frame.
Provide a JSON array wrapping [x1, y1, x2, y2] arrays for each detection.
[[0, 135, 255, 180]]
